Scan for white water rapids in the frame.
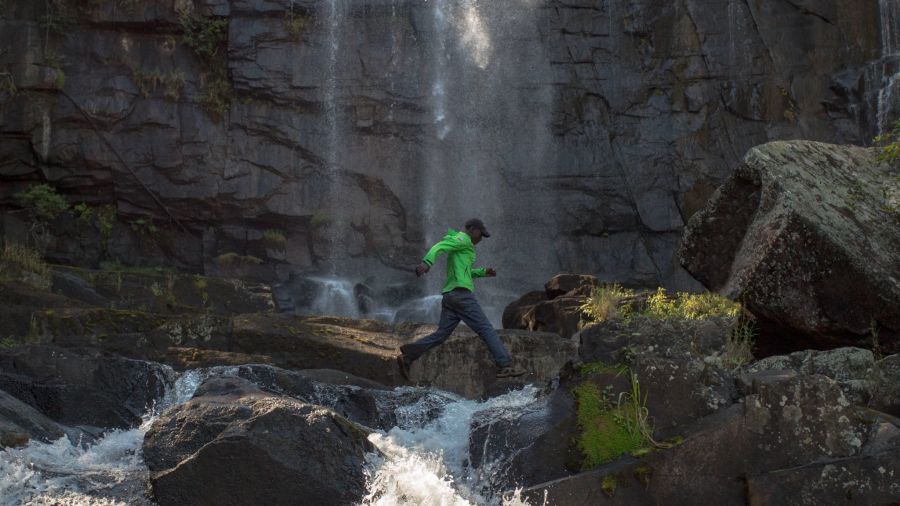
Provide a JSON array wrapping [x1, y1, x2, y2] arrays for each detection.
[[0, 369, 546, 506]]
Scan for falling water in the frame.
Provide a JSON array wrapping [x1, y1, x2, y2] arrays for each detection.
[[876, 0, 900, 135], [362, 385, 542, 506], [0, 367, 548, 506], [326, 0, 343, 164], [305, 276, 363, 318]]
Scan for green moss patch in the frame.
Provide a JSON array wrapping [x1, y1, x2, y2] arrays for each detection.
[[573, 381, 649, 468]]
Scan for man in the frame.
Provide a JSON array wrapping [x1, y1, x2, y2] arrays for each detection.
[[397, 218, 526, 380]]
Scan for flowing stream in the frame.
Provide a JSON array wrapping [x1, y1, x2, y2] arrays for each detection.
[[0, 368, 546, 506]]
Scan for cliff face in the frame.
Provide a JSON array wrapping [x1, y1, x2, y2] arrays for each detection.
[[0, 0, 894, 303]]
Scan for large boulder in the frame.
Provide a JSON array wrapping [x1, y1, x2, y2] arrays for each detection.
[[632, 356, 737, 438], [407, 327, 578, 398], [741, 347, 900, 416], [577, 316, 734, 363], [0, 345, 174, 429], [678, 141, 900, 355], [144, 376, 374, 506], [524, 372, 900, 505]]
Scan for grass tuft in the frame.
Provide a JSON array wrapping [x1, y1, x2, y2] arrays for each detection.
[[720, 317, 756, 369], [643, 288, 740, 320], [579, 283, 635, 323], [0, 243, 51, 290]]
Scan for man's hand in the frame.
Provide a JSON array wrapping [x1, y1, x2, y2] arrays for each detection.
[[485, 268, 497, 277], [415, 262, 430, 277]]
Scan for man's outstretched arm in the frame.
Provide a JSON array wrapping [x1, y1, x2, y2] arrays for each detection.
[[472, 267, 496, 278]]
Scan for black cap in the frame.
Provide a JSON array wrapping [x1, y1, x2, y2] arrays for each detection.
[[465, 218, 491, 238]]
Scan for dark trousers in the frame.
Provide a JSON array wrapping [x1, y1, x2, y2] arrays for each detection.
[[400, 288, 512, 367]]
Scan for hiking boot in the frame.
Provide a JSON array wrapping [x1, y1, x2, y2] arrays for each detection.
[[397, 354, 411, 381], [496, 365, 526, 378]]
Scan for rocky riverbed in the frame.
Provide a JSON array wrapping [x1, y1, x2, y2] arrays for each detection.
[[1, 139, 899, 505]]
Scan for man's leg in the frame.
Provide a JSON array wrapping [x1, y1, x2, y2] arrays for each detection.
[[454, 291, 512, 368], [399, 294, 461, 363]]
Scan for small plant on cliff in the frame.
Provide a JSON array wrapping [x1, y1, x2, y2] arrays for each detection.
[[14, 184, 69, 248], [40, 0, 76, 36], [15, 184, 68, 223], [96, 205, 116, 247], [177, 10, 228, 61], [284, 6, 309, 39], [0, 69, 16, 97], [263, 229, 287, 250], [874, 119, 900, 165], [201, 76, 232, 118], [214, 252, 263, 268], [130, 67, 186, 100], [720, 318, 755, 369], [0, 243, 51, 290], [580, 284, 636, 323]]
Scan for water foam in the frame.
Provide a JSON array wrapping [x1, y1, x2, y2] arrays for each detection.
[[363, 385, 542, 506], [0, 370, 204, 506]]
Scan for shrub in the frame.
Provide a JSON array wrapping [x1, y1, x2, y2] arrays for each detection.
[[263, 229, 287, 250], [874, 119, 900, 165], [310, 213, 334, 229], [285, 8, 309, 38], [14, 184, 68, 222], [580, 284, 635, 323], [201, 77, 232, 117], [643, 288, 740, 320], [214, 252, 263, 268], [178, 11, 228, 61], [131, 68, 186, 100], [0, 243, 51, 290]]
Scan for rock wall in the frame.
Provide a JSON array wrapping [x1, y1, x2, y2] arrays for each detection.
[[0, 0, 895, 304]]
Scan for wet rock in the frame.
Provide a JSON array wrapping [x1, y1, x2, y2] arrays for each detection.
[[0, 388, 79, 448], [520, 457, 653, 506], [0, 345, 174, 429], [679, 141, 900, 355], [144, 376, 373, 506], [468, 388, 580, 489]]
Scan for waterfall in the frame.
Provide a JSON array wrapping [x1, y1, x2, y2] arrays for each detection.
[[877, 0, 900, 135], [305, 276, 363, 318]]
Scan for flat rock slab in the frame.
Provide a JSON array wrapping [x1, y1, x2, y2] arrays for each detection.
[[407, 327, 578, 399], [679, 140, 899, 354]]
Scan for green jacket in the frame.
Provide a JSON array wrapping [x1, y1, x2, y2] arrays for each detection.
[[423, 228, 487, 293]]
